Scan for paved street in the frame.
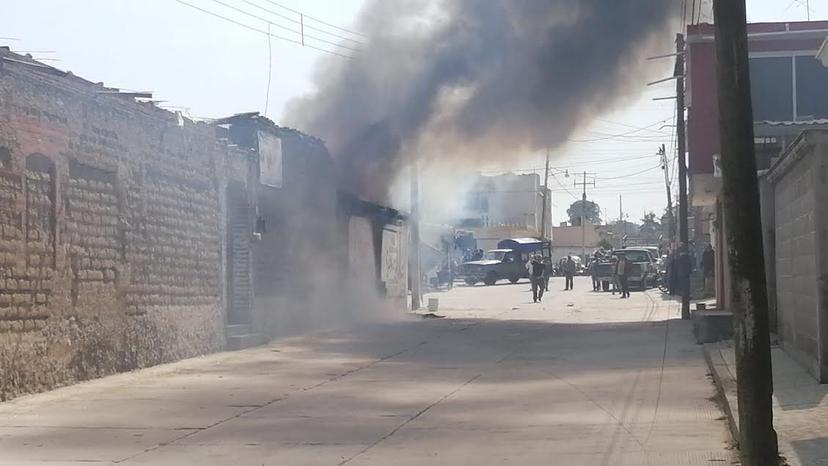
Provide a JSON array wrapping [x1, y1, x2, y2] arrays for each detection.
[[0, 277, 734, 465]]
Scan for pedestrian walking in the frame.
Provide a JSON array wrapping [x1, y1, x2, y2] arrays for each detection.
[[616, 254, 630, 299], [563, 256, 576, 291], [589, 256, 600, 291], [543, 257, 552, 292], [530, 255, 546, 303]]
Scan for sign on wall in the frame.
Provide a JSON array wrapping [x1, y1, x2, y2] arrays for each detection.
[[258, 131, 283, 188]]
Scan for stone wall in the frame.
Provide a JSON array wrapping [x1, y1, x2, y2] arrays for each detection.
[[0, 54, 249, 400]]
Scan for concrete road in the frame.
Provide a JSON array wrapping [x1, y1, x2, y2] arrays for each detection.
[[0, 277, 734, 465]]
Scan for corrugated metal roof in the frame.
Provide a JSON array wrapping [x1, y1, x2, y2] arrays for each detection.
[[756, 119, 828, 127]]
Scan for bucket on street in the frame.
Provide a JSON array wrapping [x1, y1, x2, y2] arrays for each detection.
[[428, 298, 439, 312]]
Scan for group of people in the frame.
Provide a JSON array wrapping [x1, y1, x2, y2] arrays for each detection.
[[586, 251, 632, 299], [662, 242, 715, 297], [526, 255, 578, 303]]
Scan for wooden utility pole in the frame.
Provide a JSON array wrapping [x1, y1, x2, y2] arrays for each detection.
[[676, 33, 691, 320], [712, 1, 778, 463], [540, 149, 551, 240], [410, 163, 421, 310]]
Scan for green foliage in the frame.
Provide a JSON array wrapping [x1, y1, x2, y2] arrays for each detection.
[[567, 200, 601, 225]]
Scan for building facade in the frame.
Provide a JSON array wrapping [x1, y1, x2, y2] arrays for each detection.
[[0, 50, 410, 400], [454, 173, 552, 251], [686, 21, 828, 313]]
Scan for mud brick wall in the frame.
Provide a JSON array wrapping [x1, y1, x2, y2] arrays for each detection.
[[0, 58, 250, 400]]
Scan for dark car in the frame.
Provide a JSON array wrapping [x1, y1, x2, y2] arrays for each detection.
[[459, 249, 527, 286]]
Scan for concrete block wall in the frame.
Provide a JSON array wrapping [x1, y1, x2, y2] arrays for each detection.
[[771, 131, 828, 381], [0, 55, 250, 400]]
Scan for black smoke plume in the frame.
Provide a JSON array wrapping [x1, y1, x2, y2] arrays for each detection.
[[285, 0, 681, 203]]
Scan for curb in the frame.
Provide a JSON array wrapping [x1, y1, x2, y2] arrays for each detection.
[[702, 342, 740, 443]]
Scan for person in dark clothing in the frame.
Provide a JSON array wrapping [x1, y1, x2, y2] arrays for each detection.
[[701, 243, 715, 295], [675, 243, 692, 298], [563, 256, 576, 291], [615, 254, 630, 298], [589, 256, 600, 291], [542, 257, 553, 292], [530, 255, 546, 303]]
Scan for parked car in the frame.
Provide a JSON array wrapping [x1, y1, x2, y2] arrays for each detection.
[[593, 248, 658, 291], [459, 249, 526, 286]]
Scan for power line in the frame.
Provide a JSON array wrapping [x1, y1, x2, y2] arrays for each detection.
[[480, 154, 661, 174], [592, 118, 673, 136], [597, 165, 663, 180], [238, 0, 366, 46], [567, 118, 671, 143], [210, 0, 299, 34], [207, 0, 361, 53], [550, 172, 578, 200], [175, 0, 354, 59], [259, 0, 368, 38]]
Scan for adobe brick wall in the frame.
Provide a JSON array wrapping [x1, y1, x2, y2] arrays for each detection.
[[0, 56, 250, 400]]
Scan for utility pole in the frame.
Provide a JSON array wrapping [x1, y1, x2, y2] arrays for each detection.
[[712, 1, 778, 463], [574, 172, 596, 260], [659, 144, 676, 242], [619, 195, 624, 248], [676, 33, 691, 320], [540, 149, 551, 240], [410, 162, 421, 310]]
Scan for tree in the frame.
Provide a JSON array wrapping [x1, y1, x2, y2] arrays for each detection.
[[567, 200, 601, 225], [639, 211, 661, 240], [597, 238, 613, 251]]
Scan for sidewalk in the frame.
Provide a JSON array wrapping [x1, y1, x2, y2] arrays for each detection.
[[705, 340, 828, 466]]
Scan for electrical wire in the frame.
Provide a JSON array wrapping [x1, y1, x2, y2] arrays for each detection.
[[207, 0, 361, 53], [593, 118, 673, 136], [264, 22, 272, 115], [175, 0, 354, 59], [238, 0, 366, 46], [259, 0, 368, 38], [550, 172, 578, 200], [690, 0, 697, 24], [597, 165, 663, 180], [567, 118, 671, 143]]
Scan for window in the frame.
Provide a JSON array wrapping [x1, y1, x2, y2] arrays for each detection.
[[749, 57, 794, 121], [484, 251, 506, 261], [795, 56, 828, 120], [748, 55, 828, 122]]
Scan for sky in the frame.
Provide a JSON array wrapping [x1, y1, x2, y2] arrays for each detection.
[[1, 0, 825, 225]]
